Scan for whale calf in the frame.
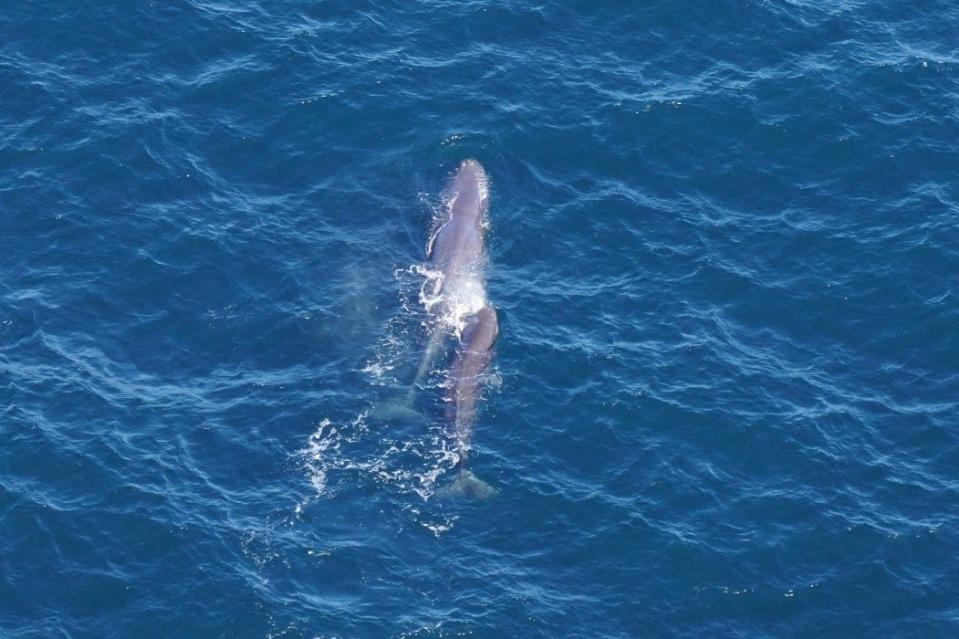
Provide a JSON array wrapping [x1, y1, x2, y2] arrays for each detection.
[[418, 160, 499, 499]]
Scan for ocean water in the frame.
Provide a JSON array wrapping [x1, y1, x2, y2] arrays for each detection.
[[2, 1, 958, 637]]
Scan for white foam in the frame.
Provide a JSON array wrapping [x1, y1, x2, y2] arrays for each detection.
[[474, 167, 490, 204], [412, 264, 445, 312], [299, 410, 461, 503], [360, 361, 394, 379], [301, 418, 338, 495], [300, 413, 370, 497], [412, 263, 488, 337], [440, 276, 488, 334]]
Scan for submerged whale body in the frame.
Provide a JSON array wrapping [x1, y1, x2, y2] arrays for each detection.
[[419, 160, 499, 499]]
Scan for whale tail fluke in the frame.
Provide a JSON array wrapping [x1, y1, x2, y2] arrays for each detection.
[[436, 469, 498, 500]]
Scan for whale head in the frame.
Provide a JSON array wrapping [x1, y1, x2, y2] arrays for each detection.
[[448, 159, 489, 226]]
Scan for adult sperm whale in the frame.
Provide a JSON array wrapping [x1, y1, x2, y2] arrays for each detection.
[[417, 160, 499, 499]]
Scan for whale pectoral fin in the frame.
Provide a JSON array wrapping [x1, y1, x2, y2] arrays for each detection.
[[425, 221, 448, 260], [435, 470, 498, 500], [370, 398, 427, 425]]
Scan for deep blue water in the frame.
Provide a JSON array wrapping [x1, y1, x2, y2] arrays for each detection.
[[3, 1, 959, 637]]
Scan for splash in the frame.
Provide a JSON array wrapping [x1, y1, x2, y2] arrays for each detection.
[[413, 264, 488, 336]]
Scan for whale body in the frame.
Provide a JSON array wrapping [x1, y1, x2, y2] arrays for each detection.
[[420, 160, 499, 499]]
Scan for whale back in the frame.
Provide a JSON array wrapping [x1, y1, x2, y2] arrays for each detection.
[[427, 160, 489, 275], [461, 305, 498, 354]]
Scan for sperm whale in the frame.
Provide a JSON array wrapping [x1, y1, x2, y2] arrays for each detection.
[[418, 160, 499, 499]]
